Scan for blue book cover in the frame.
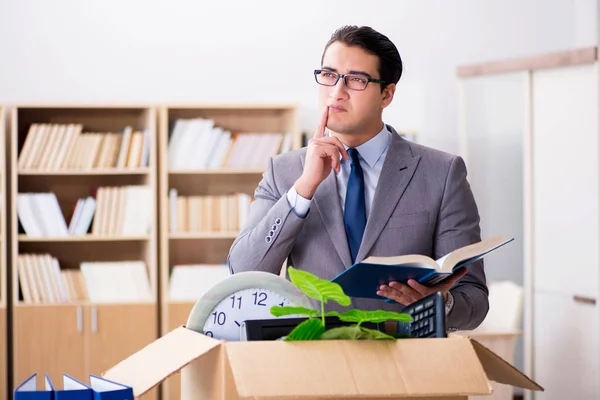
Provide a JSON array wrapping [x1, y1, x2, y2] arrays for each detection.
[[14, 373, 54, 400], [54, 375, 92, 400], [331, 236, 513, 300], [89, 375, 133, 400]]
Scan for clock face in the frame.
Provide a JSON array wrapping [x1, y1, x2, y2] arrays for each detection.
[[201, 287, 300, 341], [186, 270, 314, 341]]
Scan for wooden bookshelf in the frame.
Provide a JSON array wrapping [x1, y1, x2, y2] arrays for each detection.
[[157, 104, 299, 400], [9, 105, 159, 399], [0, 106, 7, 400]]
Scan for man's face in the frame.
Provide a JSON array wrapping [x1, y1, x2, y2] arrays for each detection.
[[319, 41, 391, 135]]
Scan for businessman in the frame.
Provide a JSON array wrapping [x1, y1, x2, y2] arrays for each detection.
[[228, 25, 488, 331]]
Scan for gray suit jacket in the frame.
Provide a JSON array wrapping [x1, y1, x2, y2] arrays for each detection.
[[228, 126, 488, 331]]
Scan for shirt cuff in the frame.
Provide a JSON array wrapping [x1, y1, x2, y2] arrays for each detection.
[[445, 291, 455, 316], [286, 185, 311, 218]]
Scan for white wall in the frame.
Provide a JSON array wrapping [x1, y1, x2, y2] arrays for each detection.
[[0, 0, 596, 154]]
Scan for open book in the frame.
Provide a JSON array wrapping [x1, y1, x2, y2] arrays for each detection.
[[330, 236, 513, 300]]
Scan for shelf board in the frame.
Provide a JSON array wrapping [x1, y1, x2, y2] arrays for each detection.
[[167, 300, 196, 306], [163, 103, 297, 110], [13, 301, 156, 307], [14, 302, 88, 307], [169, 169, 264, 175], [18, 234, 151, 242], [18, 168, 150, 176], [169, 232, 239, 240]]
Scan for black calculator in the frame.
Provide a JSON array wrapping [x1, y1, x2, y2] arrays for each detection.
[[396, 291, 447, 338]]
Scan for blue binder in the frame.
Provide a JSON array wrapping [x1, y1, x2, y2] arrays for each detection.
[[15, 373, 133, 400], [54, 375, 92, 400], [14, 373, 54, 400], [89, 375, 133, 400]]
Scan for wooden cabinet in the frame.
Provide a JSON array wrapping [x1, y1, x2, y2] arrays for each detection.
[[86, 304, 158, 400], [85, 304, 156, 375], [157, 106, 299, 400], [9, 106, 160, 394], [13, 304, 158, 399], [5, 104, 299, 397], [13, 305, 87, 386]]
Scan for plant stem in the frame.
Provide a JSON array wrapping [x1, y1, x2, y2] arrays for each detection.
[[321, 300, 325, 327], [354, 321, 363, 340]]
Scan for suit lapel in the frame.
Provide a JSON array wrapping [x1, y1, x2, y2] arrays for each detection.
[[301, 155, 353, 268], [355, 131, 421, 262]]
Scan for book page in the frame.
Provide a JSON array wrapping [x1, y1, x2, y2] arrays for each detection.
[[435, 253, 449, 268], [440, 236, 512, 272], [361, 254, 439, 270]]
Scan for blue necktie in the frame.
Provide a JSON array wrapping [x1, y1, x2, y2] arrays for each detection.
[[344, 148, 366, 264]]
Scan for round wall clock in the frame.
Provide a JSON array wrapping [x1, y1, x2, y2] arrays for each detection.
[[186, 270, 312, 341]]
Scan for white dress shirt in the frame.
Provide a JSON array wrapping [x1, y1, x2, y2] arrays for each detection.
[[286, 125, 392, 217]]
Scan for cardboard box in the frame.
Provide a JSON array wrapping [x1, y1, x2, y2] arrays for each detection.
[[102, 325, 543, 400], [453, 330, 523, 400]]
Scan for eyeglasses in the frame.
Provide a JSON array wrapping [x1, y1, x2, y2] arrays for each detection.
[[314, 69, 386, 91]]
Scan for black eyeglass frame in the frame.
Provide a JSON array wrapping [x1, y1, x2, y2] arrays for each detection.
[[314, 69, 386, 91]]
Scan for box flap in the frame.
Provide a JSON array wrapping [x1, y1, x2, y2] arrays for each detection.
[[454, 330, 522, 338], [102, 326, 222, 397], [470, 339, 544, 391], [222, 337, 492, 398]]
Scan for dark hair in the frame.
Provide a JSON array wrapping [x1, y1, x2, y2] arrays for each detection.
[[321, 25, 403, 90]]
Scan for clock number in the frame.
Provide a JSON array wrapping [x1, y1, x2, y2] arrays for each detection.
[[212, 311, 226, 325], [252, 291, 268, 306], [205, 331, 213, 337], [230, 295, 242, 309], [279, 301, 285, 307]]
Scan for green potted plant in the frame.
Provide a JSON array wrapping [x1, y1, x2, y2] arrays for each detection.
[[270, 266, 413, 341]]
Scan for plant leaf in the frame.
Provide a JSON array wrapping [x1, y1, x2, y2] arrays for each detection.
[[320, 325, 397, 340], [320, 326, 369, 340], [321, 311, 341, 318], [337, 309, 412, 324], [284, 318, 325, 341], [270, 305, 319, 318], [358, 327, 396, 340], [287, 266, 351, 306]]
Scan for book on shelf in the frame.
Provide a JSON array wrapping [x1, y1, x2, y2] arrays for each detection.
[[169, 264, 230, 302], [331, 236, 514, 300], [17, 185, 151, 237], [168, 189, 251, 233], [15, 373, 133, 400], [168, 117, 293, 170], [17, 253, 151, 304], [18, 123, 150, 171], [90, 185, 151, 236], [80, 260, 152, 303]]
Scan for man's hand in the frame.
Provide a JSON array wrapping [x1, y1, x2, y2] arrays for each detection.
[[376, 267, 468, 305], [294, 106, 349, 199]]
